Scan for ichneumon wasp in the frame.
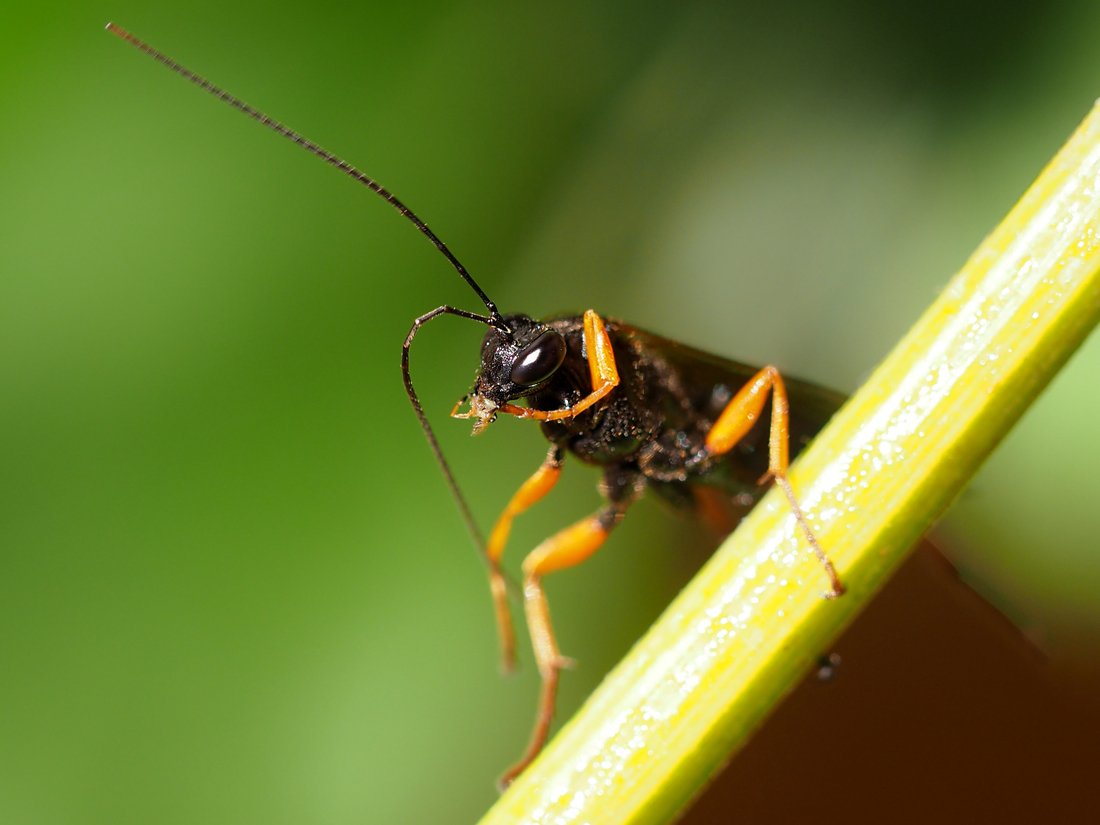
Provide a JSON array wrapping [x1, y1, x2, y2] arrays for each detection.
[[107, 23, 845, 786]]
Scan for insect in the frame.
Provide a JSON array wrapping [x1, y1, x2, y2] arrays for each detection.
[[108, 23, 846, 786]]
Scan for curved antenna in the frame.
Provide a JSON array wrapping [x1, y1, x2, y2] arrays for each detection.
[[402, 306, 498, 561], [105, 22, 510, 335], [107, 23, 514, 567]]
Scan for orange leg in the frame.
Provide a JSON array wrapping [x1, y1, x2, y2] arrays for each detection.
[[705, 366, 845, 598], [485, 446, 564, 673], [500, 310, 620, 422], [498, 500, 630, 787]]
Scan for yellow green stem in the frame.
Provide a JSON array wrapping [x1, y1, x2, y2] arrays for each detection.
[[480, 102, 1100, 824]]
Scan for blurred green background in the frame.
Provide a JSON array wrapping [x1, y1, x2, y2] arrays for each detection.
[[3, 2, 1099, 823]]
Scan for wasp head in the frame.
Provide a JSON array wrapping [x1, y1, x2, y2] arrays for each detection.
[[455, 314, 567, 434]]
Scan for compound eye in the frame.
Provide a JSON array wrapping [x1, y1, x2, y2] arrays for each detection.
[[509, 330, 567, 385]]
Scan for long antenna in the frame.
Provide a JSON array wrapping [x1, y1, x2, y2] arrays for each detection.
[[105, 22, 509, 334], [402, 306, 496, 557], [107, 23, 512, 569]]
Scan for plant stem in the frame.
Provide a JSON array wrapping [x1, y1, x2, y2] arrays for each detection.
[[479, 101, 1100, 825]]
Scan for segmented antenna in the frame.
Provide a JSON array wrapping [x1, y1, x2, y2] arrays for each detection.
[[107, 23, 511, 566], [105, 22, 508, 333]]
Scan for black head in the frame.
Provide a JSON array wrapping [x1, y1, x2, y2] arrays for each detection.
[[472, 315, 567, 407]]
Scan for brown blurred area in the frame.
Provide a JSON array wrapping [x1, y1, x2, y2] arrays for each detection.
[[682, 545, 1100, 824]]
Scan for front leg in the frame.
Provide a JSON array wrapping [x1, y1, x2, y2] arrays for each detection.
[[500, 310, 620, 422]]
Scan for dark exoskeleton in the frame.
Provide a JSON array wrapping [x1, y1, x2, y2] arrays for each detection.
[[109, 23, 847, 790], [450, 309, 845, 785]]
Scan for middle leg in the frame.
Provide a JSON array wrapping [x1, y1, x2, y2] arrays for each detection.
[[499, 470, 638, 786], [486, 445, 564, 673]]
